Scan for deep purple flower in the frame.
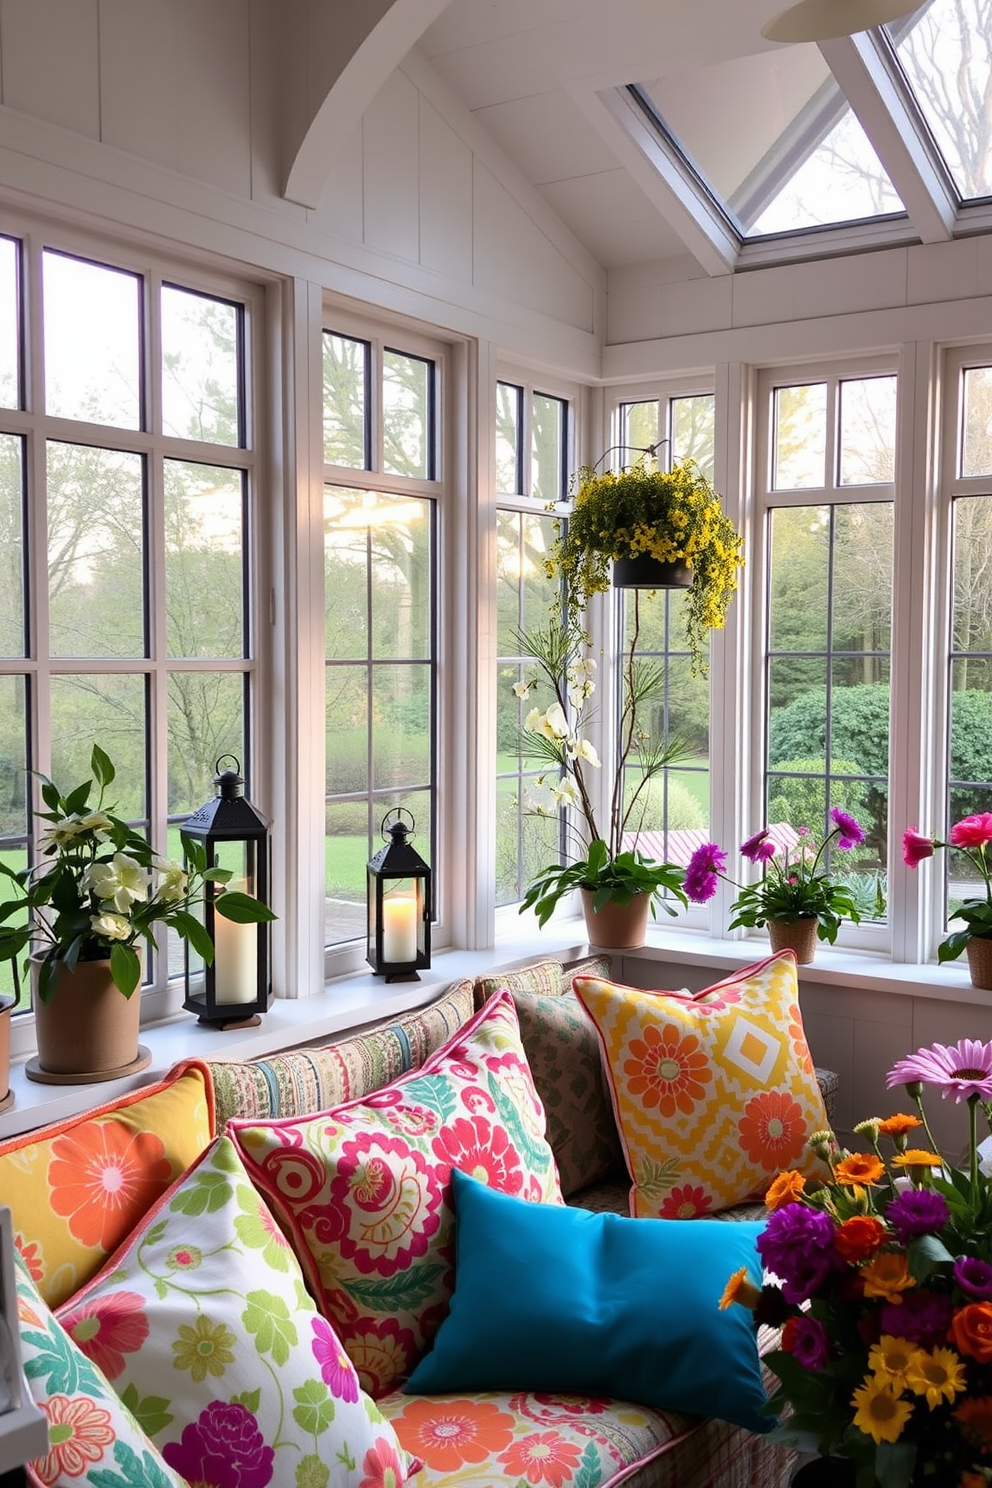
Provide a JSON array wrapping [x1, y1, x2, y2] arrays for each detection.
[[757, 1203, 839, 1304], [311, 1315, 359, 1402], [791, 1314, 830, 1372], [830, 806, 865, 850], [878, 1289, 953, 1346], [885, 1187, 949, 1244], [162, 1401, 274, 1488], [684, 842, 727, 903], [741, 829, 777, 865], [886, 1039, 992, 1103], [954, 1255, 992, 1300]]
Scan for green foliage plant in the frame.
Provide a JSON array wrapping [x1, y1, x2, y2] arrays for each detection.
[[0, 745, 275, 1005], [514, 608, 688, 927], [547, 458, 745, 674]]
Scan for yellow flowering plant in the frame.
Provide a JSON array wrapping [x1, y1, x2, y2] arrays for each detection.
[[0, 744, 274, 1003], [722, 1039, 992, 1488], [547, 457, 745, 673]]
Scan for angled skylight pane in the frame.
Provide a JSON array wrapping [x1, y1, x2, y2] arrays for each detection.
[[888, 0, 992, 202], [636, 44, 904, 239]]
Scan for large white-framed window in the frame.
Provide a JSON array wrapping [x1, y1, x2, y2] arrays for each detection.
[[754, 360, 897, 948], [939, 348, 992, 949], [494, 375, 574, 914], [0, 217, 267, 1028], [321, 312, 445, 966]]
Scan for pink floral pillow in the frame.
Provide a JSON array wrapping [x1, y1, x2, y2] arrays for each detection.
[[228, 989, 562, 1397]]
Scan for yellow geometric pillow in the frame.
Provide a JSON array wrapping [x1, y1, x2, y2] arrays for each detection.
[[573, 951, 831, 1218], [0, 1058, 214, 1307]]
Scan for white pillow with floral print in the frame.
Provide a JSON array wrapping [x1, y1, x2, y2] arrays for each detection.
[[56, 1135, 417, 1488], [14, 1246, 184, 1488]]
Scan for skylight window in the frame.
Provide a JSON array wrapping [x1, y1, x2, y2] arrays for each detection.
[[634, 44, 905, 239], [887, 0, 992, 203]]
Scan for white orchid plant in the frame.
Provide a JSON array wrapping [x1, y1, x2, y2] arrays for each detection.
[[0, 744, 274, 1004], [514, 608, 688, 926]]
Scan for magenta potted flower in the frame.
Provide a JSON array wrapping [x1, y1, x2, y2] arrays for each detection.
[[685, 808, 866, 963], [903, 813, 992, 989]]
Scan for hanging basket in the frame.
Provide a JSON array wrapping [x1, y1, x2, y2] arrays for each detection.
[[612, 556, 692, 591]]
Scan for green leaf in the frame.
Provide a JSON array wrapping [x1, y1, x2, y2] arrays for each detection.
[[110, 942, 141, 998], [906, 1232, 954, 1282], [118, 1383, 174, 1440], [215, 890, 276, 924], [243, 1289, 297, 1365], [292, 1377, 336, 1436], [89, 1441, 179, 1488], [231, 1387, 262, 1413], [91, 743, 116, 790], [172, 1169, 234, 1216], [343, 1262, 447, 1312]]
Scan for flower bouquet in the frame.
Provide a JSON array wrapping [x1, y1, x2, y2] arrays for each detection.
[[684, 806, 866, 944], [903, 814, 992, 965], [723, 1039, 992, 1487]]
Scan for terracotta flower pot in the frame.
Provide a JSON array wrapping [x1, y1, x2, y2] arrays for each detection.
[[581, 889, 651, 950], [767, 916, 819, 965], [29, 955, 147, 1084], [967, 936, 992, 991]]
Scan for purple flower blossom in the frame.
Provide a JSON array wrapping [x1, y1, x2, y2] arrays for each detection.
[[830, 806, 865, 850], [741, 829, 776, 865], [885, 1187, 949, 1244], [162, 1401, 274, 1488], [878, 1289, 953, 1345], [791, 1314, 830, 1372], [684, 842, 727, 903], [954, 1255, 992, 1300], [886, 1039, 992, 1102], [757, 1203, 839, 1304]]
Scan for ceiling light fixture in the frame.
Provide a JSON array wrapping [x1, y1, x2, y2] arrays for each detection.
[[762, 0, 924, 43]]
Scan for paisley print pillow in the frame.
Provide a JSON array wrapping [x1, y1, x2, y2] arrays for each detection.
[[56, 1135, 417, 1488], [228, 988, 562, 1398]]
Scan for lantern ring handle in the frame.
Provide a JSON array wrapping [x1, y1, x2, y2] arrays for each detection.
[[215, 753, 242, 775], [380, 807, 415, 841]]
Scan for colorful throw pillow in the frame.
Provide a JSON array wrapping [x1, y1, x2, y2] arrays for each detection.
[[2, 1059, 214, 1308], [228, 988, 562, 1398], [14, 1247, 185, 1488], [405, 1170, 773, 1434], [472, 953, 612, 1008], [56, 1135, 417, 1488], [208, 978, 476, 1127], [574, 951, 831, 1217]]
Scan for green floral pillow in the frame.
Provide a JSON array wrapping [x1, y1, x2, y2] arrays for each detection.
[[14, 1247, 184, 1488], [56, 1135, 418, 1488]]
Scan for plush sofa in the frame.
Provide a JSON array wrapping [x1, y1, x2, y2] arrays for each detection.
[[4, 949, 838, 1488]]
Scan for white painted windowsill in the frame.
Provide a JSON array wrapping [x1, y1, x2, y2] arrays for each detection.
[[0, 918, 984, 1141]]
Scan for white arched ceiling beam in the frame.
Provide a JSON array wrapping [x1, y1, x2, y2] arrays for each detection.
[[284, 0, 451, 209]]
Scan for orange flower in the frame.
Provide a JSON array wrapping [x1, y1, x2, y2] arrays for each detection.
[[833, 1153, 885, 1186], [834, 1215, 887, 1264], [623, 1023, 710, 1117], [32, 1395, 114, 1482], [951, 1303, 992, 1364], [720, 1266, 761, 1311], [765, 1170, 806, 1209], [395, 1398, 516, 1471], [955, 1394, 992, 1450], [877, 1114, 922, 1138], [498, 1433, 583, 1487], [738, 1091, 807, 1169], [892, 1149, 943, 1168], [861, 1251, 915, 1304], [48, 1123, 173, 1250]]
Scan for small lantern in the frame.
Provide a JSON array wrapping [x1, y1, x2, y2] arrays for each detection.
[[367, 810, 431, 982], [183, 755, 272, 1026]]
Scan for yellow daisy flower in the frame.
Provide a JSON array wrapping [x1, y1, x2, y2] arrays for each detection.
[[851, 1377, 914, 1445]]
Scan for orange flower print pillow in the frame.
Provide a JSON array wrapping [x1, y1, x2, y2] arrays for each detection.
[[573, 952, 831, 1217], [0, 1059, 213, 1308]]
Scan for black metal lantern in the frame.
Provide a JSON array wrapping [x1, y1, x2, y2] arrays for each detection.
[[367, 810, 431, 982], [182, 755, 272, 1026]]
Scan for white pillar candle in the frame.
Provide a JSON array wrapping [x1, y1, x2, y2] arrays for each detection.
[[213, 897, 257, 1005], [382, 895, 418, 962]]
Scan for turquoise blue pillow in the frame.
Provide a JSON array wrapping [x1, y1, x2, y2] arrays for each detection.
[[404, 1169, 773, 1433]]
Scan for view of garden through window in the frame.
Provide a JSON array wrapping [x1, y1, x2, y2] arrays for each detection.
[[322, 330, 438, 949]]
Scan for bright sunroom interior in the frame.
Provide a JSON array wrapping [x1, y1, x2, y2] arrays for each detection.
[[1, 0, 992, 1128]]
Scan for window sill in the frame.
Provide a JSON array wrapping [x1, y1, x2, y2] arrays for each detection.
[[1, 918, 981, 1141]]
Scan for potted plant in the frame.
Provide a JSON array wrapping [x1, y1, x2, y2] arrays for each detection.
[[684, 808, 866, 962], [547, 457, 745, 674], [903, 813, 992, 988], [0, 744, 275, 1082], [514, 609, 688, 947]]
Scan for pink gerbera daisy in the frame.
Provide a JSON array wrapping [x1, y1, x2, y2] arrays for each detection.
[[887, 1039, 992, 1102]]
